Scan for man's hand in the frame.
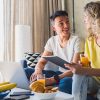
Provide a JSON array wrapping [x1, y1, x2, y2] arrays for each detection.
[[30, 71, 42, 83]]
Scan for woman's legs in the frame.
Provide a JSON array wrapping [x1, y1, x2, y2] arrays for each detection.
[[72, 74, 88, 100], [72, 74, 99, 100]]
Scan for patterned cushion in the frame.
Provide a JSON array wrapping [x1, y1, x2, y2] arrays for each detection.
[[25, 53, 41, 68]]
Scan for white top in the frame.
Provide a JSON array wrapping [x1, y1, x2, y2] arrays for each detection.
[[44, 35, 84, 72]]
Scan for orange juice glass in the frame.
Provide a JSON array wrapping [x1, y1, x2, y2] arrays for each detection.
[[37, 74, 45, 87], [80, 54, 89, 67]]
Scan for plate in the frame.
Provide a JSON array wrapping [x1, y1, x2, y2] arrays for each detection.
[[32, 91, 58, 99]]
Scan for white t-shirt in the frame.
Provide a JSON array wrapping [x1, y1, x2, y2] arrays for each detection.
[[44, 35, 84, 72]]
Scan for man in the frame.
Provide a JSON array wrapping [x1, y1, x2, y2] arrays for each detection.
[[25, 10, 84, 93]]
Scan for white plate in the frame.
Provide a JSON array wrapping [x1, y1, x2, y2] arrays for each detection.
[[32, 91, 58, 99]]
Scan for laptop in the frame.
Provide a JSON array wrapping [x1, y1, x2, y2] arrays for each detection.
[[0, 62, 30, 90]]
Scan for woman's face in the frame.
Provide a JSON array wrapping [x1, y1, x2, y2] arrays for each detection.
[[52, 16, 70, 37], [92, 19, 100, 35], [84, 12, 92, 30]]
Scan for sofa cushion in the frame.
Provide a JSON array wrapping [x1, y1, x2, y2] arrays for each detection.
[[24, 52, 59, 71], [25, 52, 41, 68], [20, 60, 27, 68]]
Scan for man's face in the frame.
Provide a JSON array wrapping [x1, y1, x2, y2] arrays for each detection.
[[52, 16, 70, 36]]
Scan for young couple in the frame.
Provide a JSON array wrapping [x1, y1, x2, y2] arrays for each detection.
[[25, 1, 100, 100]]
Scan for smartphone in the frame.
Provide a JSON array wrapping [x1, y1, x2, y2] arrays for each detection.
[[9, 95, 30, 100], [11, 91, 31, 95]]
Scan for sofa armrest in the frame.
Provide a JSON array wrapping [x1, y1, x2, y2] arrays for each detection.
[[20, 60, 28, 68]]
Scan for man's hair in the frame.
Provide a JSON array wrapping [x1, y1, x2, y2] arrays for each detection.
[[50, 10, 68, 21]]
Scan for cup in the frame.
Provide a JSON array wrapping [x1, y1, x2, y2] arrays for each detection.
[[80, 54, 89, 67], [37, 74, 45, 87]]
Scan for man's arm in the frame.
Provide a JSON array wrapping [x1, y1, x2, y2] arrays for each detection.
[[45, 52, 80, 85], [59, 52, 80, 78], [35, 50, 53, 74], [30, 50, 53, 82]]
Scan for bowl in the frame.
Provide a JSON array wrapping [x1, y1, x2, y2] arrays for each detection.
[[33, 91, 58, 99], [30, 81, 58, 99], [0, 90, 10, 99]]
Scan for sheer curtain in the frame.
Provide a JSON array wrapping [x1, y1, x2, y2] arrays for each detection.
[[1, 0, 33, 61], [0, 0, 4, 61], [0, 0, 66, 61], [0, 0, 15, 61]]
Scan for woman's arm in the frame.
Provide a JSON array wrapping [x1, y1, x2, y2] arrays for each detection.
[[72, 52, 80, 63], [64, 63, 100, 76]]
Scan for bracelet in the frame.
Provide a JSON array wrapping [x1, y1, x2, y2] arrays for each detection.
[[53, 75, 60, 84]]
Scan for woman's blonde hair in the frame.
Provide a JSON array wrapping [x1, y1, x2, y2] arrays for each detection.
[[84, 2, 100, 39]]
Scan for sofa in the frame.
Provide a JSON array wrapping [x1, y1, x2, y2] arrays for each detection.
[[0, 60, 99, 100]]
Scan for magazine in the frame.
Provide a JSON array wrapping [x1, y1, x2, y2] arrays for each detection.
[[42, 56, 70, 70]]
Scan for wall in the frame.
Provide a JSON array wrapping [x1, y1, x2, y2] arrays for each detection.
[[65, 0, 74, 33], [66, 0, 100, 39]]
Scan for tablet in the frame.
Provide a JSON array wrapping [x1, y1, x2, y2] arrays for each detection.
[[42, 56, 70, 70]]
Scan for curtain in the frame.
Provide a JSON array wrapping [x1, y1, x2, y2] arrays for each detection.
[[33, 0, 66, 52], [0, 0, 4, 61], [0, 0, 66, 61], [1, 0, 33, 61], [2, 0, 15, 61]]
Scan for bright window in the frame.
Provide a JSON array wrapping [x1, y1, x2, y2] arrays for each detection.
[[0, 0, 4, 61]]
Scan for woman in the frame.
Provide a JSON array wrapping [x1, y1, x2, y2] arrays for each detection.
[[25, 10, 84, 93], [65, 2, 100, 100]]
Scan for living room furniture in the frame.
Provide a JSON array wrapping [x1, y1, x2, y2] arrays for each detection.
[[6, 88, 74, 100], [0, 61, 99, 100]]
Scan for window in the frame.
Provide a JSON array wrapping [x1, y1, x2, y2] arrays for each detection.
[[0, 0, 4, 61]]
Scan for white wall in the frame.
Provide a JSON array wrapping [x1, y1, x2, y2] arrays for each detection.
[[66, 0, 100, 39], [66, 0, 74, 33]]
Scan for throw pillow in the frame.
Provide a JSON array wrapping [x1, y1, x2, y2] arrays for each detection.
[[25, 52, 41, 68]]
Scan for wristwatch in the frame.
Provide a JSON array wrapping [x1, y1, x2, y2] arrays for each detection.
[[53, 75, 60, 84]]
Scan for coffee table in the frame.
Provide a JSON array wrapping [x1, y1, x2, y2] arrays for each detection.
[[6, 88, 74, 100]]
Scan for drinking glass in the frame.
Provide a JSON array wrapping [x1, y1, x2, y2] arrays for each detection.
[[37, 74, 45, 87], [80, 54, 89, 67]]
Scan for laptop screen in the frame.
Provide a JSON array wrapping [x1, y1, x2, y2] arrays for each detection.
[[0, 62, 30, 90]]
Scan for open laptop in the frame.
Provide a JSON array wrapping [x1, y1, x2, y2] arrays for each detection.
[[0, 62, 30, 90]]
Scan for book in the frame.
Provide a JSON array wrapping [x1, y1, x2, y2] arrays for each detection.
[[42, 56, 70, 70]]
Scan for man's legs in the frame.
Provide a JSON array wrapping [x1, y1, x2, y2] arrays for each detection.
[[59, 77, 72, 94], [25, 68, 72, 94], [24, 67, 57, 81]]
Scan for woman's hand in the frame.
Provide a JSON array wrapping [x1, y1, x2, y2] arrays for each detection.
[[64, 63, 83, 74]]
